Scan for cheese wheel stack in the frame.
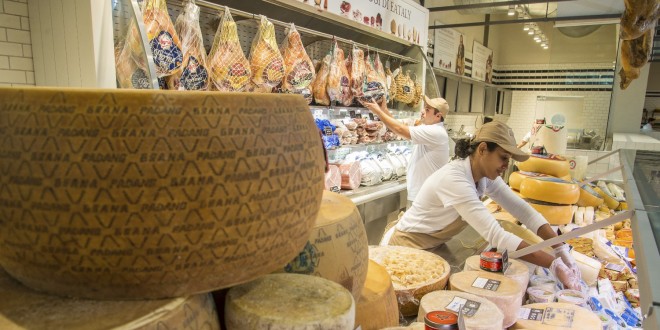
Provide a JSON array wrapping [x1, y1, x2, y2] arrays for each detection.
[[225, 273, 355, 330], [449, 271, 522, 327], [0, 268, 220, 330], [463, 255, 530, 299], [417, 291, 504, 330], [511, 302, 602, 329], [508, 171, 550, 191], [519, 176, 579, 225], [369, 245, 450, 316], [355, 261, 399, 330], [282, 191, 368, 300], [516, 154, 570, 178]]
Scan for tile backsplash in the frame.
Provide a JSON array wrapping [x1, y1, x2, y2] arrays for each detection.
[[0, 0, 34, 87]]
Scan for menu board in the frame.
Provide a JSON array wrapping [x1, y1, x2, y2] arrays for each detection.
[[433, 21, 465, 75], [471, 41, 493, 83]]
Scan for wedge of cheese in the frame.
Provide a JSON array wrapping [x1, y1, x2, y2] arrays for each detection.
[[355, 260, 399, 330]]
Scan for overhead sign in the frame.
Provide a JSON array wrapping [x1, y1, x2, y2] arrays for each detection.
[[471, 41, 493, 83], [433, 21, 465, 75]]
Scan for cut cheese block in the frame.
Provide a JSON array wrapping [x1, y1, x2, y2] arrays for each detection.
[[282, 191, 368, 301], [449, 271, 522, 327], [516, 154, 570, 177], [417, 291, 504, 330], [520, 177, 579, 205], [574, 207, 585, 226], [355, 260, 399, 330], [0, 268, 220, 330], [0, 87, 325, 299], [369, 245, 450, 317], [508, 171, 550, 191], [576, 183, 604, 207], [511, 302, 601, 329], [225, 273, 354, 330], [528, 200, 573, 225], [584, 206, 595, 225], [463, 256, 530, 297], [594, 187, 620, 210], [571, 250, 601, 286]]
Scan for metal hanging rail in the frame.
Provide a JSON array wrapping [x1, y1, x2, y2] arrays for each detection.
[[195, 0, 419, 64], [427, 0, 575, 12], [429, 13, 620, 29]]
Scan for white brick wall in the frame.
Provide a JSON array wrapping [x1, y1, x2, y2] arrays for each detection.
[[644, 97, 660, 111], [0, 0, 34, 87]]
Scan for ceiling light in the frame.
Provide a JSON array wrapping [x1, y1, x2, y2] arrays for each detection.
[[523, 23, 529, 31], [543, 45, 549, 49], [508, 5, 515, 16], [528, 29, 534, 35], [541, 42, 547, 47]]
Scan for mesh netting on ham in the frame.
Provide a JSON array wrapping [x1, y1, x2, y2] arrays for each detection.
[[208, 8, 251, 92], [168, 0, 208, 90], [249, 15, 285, 91], [142, 0, 184, 78]]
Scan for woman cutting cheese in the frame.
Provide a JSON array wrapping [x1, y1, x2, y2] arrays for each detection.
[[383, 121, 582, 290]]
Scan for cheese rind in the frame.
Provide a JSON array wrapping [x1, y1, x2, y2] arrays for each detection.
[[463, 255, 530, 297], [520, 177, 579, 205], [417, 290, 504, 330], [516, 154, 570, 177], [355, 260, 399, 330], [508, 171, 550, 191], [511, 302, 602, 329], [528, 201, 573, 225], [576, 183, 604, 207]]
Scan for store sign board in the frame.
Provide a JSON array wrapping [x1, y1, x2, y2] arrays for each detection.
[[471, 41, 493, 83], [290, 0, 428, 48], [433, 21, 465, 75]]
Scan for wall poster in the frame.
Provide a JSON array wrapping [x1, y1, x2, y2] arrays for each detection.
[[471, 41, 493, 83], [433, 21, 465, 75]]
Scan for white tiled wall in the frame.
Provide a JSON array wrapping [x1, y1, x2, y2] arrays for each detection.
[[0, 0, 34, 86], [564, 149, 623, 182]]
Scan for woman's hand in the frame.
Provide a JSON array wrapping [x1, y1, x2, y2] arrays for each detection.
[[550, 258, 583, 291]]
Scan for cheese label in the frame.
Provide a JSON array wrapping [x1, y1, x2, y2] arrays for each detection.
[[471, 277, 500, 291], [518, 307, 545, 321], [542, 307, 575, 327], [445, 296, 481, 317], [502, 249, 510, 273], [605, 262, 625, 272], [330, 186, 340, 193], [324, 126, 333, 136], [349, 110, 357, 118]]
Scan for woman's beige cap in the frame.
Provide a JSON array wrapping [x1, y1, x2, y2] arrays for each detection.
[[473, 121, 530, 162]]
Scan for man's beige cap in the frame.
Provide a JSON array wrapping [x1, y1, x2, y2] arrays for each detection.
[[423, 95, 449, 117], [473, 121, 530, 162]]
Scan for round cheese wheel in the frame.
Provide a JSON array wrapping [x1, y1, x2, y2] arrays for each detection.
[[369, 245, 450, 317], [382, 322, 424, 330], [463, 255, 530, 297], [594, 187, 620, 210], [225, 273, 355, 330], [528, 200, 574, 225], [576, 183, 604, 207], [511, 302, 601, 329], [508, 171, 550, 191], [0, 268, 220, 330], [520, 177, 579, 205], [282, 191, 368, 300], [355, 260, 399, 330], [516, 154, 570, 178], [449, 271, 522, 328], [416, 290, 504, 330], [0, 88, 325, 299]]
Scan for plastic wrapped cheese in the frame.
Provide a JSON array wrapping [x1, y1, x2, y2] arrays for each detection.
[[449, 271, 523, 327], [463, 255, 530, 300], [355, 261, 399, 330], [359, 158, 383, 186], [369, 245, 451, 316], [324, 164, 341, 191], [571, 250, 601, 286], [337, 161, 361, 190], [416, 291, 504, 330], [511, 303, 601, 329], [387, 153, 406, 177]]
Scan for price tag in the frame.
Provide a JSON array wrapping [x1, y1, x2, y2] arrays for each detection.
[[518, 308, 545, 321], [445, 296, 481, 317], [349, 110, 356, 118], [502, 249, 510, 273], [313, 109, 324, 118], [368, 113, 375, 120], [323, 126, 333, 136], [605, 262, 625, 272], [471, 277, 500, 291], [330, 186, 340, 193]]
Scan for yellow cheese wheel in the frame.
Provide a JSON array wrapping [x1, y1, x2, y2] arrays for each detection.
[[449, 271, 522, 328], [594, 187, 620, 210], [282, 191, 368, 300], [527, 200, 574, 225], [225, 273, 355, 330], [463, 255, 530, 297], [517, 154, 570, 177], [369, 245, 450, 317], [0, 87, 325, 299], [0, 268, 220, 330], [508, 171, 551, 191], [355, 260, 399, 330], [576, 183, 604, 207], [511, 302, 602, 329], [520, 177, 579, 205], [417, 290, 504, 330]]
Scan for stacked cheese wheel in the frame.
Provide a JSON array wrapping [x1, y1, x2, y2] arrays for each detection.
[[0, 268, 220, 330], [417, 291, 504, 330], [282, 191, 368, 300], [368, 245, 451, 316], [355, 260, 399, 330]]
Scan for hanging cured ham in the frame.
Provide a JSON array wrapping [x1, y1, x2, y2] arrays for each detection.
[[327, 43, 352, 106], [169, 0, 209, 90], [208, 8, 251, 92], [115, 20, 151, 89], [618, 0, 659, 89], [249, 15, 285, 91], [281, 23, 315, 93], [350, 46, 366, 99], [619, 28, 653, 90], [142, 0, 184, 78], [312, 54, 331, 105]]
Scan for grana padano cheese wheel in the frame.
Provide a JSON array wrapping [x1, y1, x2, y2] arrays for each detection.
[[511, 302, 601, 329], [516, 154, 570, 178], [369, 245, 450, 317], [225, 273, 354, 330], [355, 260, 399, 330], [527, 200, 574, 225], [416, 290, 504, 330], [0, 268, 220, 330], [576, 183, 604, 207], [463, 255, 530, 298], [520, 177, 579, 205], [449, 271, 522, 327], [282, 191, 368, 301], [508, 171, 550, 191], [0, 87, 326, 299]]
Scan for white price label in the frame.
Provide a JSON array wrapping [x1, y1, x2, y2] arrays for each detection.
[[471, 277, 500, 291]]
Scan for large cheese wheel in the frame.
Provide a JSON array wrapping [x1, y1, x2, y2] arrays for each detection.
[[594, 187, 620, 210], [463, 255, 530, 297], [511, 302, 602, 329], [0, 87, 326, 299], [527, 200, 574, 225], [282, 191, 368, 300], [225, 273, 354, 330], [520, 177, 579, 205], [508, 171, 551, 191], [576, 183, 604, 207], [417, 290, 504, 330], [369, 245, 450, 316], [449, 271, 522, 327], [355, 260, 399, 330], [0, 268, 220, 330], [517, 154, 570, 177]]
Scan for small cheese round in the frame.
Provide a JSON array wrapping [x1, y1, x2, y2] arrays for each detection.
[[369, 245, 450, 316], [417, 290, 504, 330], [527, 200, 574, 225], [449, 271, 522, 328], [463, 255, 530, 297], [511, 302, 601, 329], [355, 260, 399, 330], [576, 183, 604, 207], [516, 154, 571, 178], [520, 177, 579, 205], [225, 273, 355, 330], [594, 187, 620, 210]]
